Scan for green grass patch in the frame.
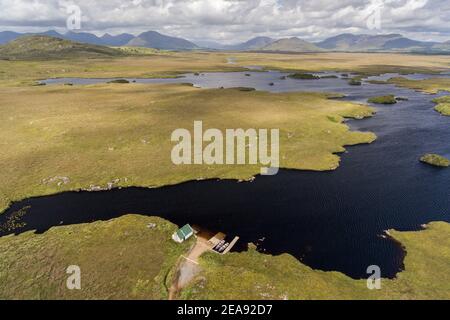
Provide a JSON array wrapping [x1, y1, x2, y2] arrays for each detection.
[[0, 215, 192, 299], [367, 80, 388, 85], [233, 87, 256, 91], [107, 79, 130, 84], [368, 95, 397, 104], [420, 154, 450, 167], [433, 96, 450, 116], [115, 46, 166, 56], [387, 77, 450, 94], [348, 78, 362, 86], [288, 73, 320, 80]]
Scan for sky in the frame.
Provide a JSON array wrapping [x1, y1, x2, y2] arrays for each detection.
[[0, 0, 449, 44]]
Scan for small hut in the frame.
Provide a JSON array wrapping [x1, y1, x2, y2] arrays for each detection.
[[172, 224, 194, 243]]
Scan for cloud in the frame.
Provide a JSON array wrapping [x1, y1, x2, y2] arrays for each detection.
[[0, 0, 448, 42]]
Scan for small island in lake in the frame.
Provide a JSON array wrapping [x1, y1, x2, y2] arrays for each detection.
[[420, 154, 450, 167], [107, 79, 130, 84], [288, 73, 320, 80], [233, 87, 256, 91], [348, 78, 362, 86], [432, 96, 450, 116], [368, 95, 397, 104]]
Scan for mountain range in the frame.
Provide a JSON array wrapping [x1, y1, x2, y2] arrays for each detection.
[[0, 30, 196, 49], [0, 30, 449, 53], [126, 31, 198, 50], [315, 33, 444, 53], [260, 37, 323, 52]]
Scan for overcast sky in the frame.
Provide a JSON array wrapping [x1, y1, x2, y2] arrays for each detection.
[[0, 0, 449, 43]]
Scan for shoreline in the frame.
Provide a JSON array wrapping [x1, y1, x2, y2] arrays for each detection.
[[0, 83, 376, 214]]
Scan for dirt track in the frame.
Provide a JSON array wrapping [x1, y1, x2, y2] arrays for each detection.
[[168, 238, 212, 300]]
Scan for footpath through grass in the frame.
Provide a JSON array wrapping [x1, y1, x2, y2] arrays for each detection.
[[0, 215, 192, 299]]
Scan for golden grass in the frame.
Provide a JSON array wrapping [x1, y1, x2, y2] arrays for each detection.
[[1, 52, 449, 87], [433, 96, 450, 116], [0, 83, 375, 213], [228, 52, 450, 74], [387, 77, 450, 94], [0, 215, 192, 300], [0, 53, 243, 86]]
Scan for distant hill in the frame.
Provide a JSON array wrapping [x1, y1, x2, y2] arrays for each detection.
[[316, 33, 443, 53], [0, 31, 21, 45], [59, 31, 134, 47], [196, 37, 275, 51], [126, 31, 198, 50], [431, 41, 450, 53], [195, 40, 228, 50], [0, 35, 124, 60], [317, 33, 366, 50], [36, 30, 65, 39], [317, 33, 400, 51], [382, 37, 433, 50], [229, 37, 275, 51], [100, 33, 135, 46], [261, 37, 323, 52], [0, 30, 197, 49], [63, 31, 106, 45], [61, 31, 135, 47]]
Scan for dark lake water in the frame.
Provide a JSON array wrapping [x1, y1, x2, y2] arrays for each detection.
[[2, 70, 449, 279]]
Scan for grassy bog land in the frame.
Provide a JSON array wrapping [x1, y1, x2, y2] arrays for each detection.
[[433, 96, 450, 116], [226, 52, 450, 74], [0, 81, 376, 213], [0, 214, 448, 300], [3, 52, 450, 213], [387, 77, 450, 94], [1, 51, 450, 300], [0, 215, 192, 299]]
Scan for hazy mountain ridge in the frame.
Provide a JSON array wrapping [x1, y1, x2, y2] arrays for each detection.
[[195, 37, 274, 50], [315, 33, 445, 53], [126, 31, 198, 50], [228, 37, 275, 50], [0, 30, 194, 50], [0, 30, 449, 53], [260, 37, 323, 52]]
